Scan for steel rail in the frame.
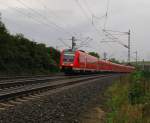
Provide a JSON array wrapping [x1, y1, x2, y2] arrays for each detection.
[[0, 76, 70, 89], [0, 74, 110, 101], [0, 73, 64, 81], [0, 74, 107, 89]]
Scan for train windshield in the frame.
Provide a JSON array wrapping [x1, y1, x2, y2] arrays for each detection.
[[64, 51, 75, 62]]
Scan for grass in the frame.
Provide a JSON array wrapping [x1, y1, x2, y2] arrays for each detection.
[[105, 71, 150, 123]]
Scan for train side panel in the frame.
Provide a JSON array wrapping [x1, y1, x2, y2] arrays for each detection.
[[73, 51, 99, 72], [60, 49, 135, 73]]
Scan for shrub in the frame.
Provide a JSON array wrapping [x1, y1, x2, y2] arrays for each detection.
[[0, 19, 60, 75]]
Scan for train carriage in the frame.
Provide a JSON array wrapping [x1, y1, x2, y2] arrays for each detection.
[[60, 49, 135, 74]]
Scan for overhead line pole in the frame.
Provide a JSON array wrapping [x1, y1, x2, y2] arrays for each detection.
[[0, 12, 1, 20], [134, 51, 138, 66], [128, 30, 131, 63], [71, 36, 76, 50], [102, 29, 131, 63]]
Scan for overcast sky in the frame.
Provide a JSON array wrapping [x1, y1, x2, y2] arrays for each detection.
[[0, 0, 150, 61]]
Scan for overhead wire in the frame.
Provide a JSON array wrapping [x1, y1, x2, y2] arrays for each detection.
[[101, 0, 130, 59], [83, 0, 95, 17], [103, 31, 128, 48], [39, 0, 65, 26], [15, 0, 72, 36], [92, 15, 106, 26], [77, 37, 92, 48], [0, 2, 72, 47], [2, 0, 114, 56], [58, 38, 71, 48], [1, 3, 64, 41], [74, 0, 105, 54], [82, 0, 128, 61], [75, 0, 91, 21], [104, 29, 128, 34], [83, 0, 106, 26], [17, 0, 103, 53], [0, 4, 45, 26], [15, 0, 75, 46], [39, 0, 76, 35], [78, 0, 104, 37], [78, 0, 108, 39], [102, 0, 128, 44], [104, 0, 110, 29], [78, 0, 114, 55]]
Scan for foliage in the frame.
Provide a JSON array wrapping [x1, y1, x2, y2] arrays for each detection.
[[48, 47, 60, 65], [128, 72, 145, 105], [109, 58, 120, 64], [105, 71, 150, 123], [88, 52, 100, 58], [0, 19, 60, 75]]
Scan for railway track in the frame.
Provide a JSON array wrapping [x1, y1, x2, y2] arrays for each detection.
[[0, 76, 73, 90], [0, 74, 103, 90], [0, 73, 64, 81], [0, 74, 112, 109]]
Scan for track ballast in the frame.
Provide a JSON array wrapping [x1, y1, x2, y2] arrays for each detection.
[[0, 74, 112, 102]]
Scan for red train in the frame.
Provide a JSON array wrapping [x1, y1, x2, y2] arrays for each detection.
[[60, 49, 135, 73]]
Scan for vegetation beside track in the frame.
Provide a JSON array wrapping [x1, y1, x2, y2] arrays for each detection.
[[105, 71, 150, 123], [0, 19, 60, 75]]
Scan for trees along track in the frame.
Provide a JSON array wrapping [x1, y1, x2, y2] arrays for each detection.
[[0, 74, 113, 104]]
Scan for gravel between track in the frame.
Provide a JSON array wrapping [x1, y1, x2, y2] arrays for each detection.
[[0, 74, 121, 123]]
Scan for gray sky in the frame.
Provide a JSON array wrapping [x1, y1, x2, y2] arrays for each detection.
[[0, 0, 150, 61]]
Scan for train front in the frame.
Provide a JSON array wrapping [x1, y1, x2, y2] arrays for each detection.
[[60, 49, 75, 73]]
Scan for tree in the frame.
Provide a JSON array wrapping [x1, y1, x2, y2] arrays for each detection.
[[88, 52, 100, 58], [109, 58, 120, 64], [0, 17, 60, 75]]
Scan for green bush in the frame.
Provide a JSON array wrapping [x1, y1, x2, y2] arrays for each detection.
[[106, 71, 150, 123], [128, 72, 144, 104], [128, 71, 150, 105], [0, 19, 60, 75]]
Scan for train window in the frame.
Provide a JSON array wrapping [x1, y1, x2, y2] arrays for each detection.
[[63, 54, 74, 62]]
